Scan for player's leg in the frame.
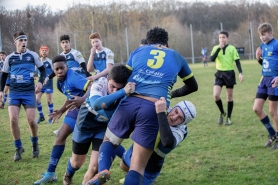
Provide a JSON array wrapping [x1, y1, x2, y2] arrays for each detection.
[[36, 92, 45, 123], [214, 85, 225, 124], [268, 99, 278, 149], [24, 95, 40, 158], [8, 104, 24, 161], [225, 87, 234, 125], [46, 92, 54, 124]]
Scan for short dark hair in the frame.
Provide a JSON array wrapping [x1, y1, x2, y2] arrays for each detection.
[[108, 64, 132, 84], [0, 51, 6, 55], [60, 35, 70, 42], [140, 39, 148, 45], [52, 55, 66, 64], [13, 31, 26, 40], [219, 31, 229, 38], [146, 27, 168, 45]]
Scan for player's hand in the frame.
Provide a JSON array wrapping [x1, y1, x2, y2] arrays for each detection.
[[256, 47, 262, 61], [0, 92, 3, 102], [271, 77, 278, 88], [155, 97, 167, 113], [49, 110, 63, 123], [66, 95, 85, 110], [219, 42, 225, 49], [35, 82, 42, 94], [87, 75, 98, 82], [90, 47, 96, 55], [43, 77, 49, 86], [239, 73, 243, 83], [124, 82, 136, 95]]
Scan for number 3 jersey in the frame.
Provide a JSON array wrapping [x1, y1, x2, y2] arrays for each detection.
[[126, 44, 193, 106]]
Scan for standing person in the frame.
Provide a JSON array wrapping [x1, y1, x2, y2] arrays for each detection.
[[36, 46, 54, 124], [34, 55, 91, 185], [86, 32, 114, 81], [0, 31, 46, 161], [253, 23, 278, 149], [62, 65, 134, 185], [210, 30, 243, 125], [44, 34, 91, 84], [86, 27, 198, 185], [201, 46, 208, 67], [119, 98, 196, 185], [0, 51, 8, 109]]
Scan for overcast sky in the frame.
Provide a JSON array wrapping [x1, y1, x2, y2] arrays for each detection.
[[1, 0, 256, 12]]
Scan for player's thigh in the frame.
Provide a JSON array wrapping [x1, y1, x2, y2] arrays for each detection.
[[213, 85, 222, 98], [268, 100, 278, 116], [87, 150, 99, 171], [45, 93, 53, 103], [25, 108, 36, 123], [36, 92, 43, 102], [225, 88, 234, 101], [253, 98, 266, 111], [71, 152, 87, 167], [8, 105, 20, 122]]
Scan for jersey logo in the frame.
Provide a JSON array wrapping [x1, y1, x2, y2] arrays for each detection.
[[26, 56, 31, 61]]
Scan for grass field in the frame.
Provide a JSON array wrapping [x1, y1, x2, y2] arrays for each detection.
[[0, 60, 277, 185]]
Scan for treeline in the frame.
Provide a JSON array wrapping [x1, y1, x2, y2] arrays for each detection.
[[1, 0, 278, 62]]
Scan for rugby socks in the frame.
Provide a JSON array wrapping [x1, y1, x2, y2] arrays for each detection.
[[215, 99, 225, 114], [98, 141, 116, 172], [2, 94, 7, 106], [30, 136, 38, 143], [227, 101, 233, 118], [115, 144, 125, 159], [14, 139, 22, 149], [48, 102, 54, 114], [37, 102, 44, 118], [124, 170, 143, 185], [47, 145, 65, 172], [66, 158, 79, 176], [261, 116, 276, 137]]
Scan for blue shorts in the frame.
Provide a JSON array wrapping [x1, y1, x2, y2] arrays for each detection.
[[9, 93, 36, 108], [257, 76, 276, 96], [108, 96, 159, 149], [6, 77, 10, 86], [63, 108, 79, 131], [72, 124, 106, 143], [41, 87, 53, 94]]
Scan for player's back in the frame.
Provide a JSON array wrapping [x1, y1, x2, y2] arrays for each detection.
[[127, 45, 192, 105]]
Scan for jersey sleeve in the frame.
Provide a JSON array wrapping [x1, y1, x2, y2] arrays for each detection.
[[2, 55, 10, 73], [71, 71, 90, 91], [33, 52, 44, 68], [175, 52, 194, 81], [232, 46, 240, 61], [170, 125, 187, 147], [89, 77, 107, 99], [210, 45, 218, 56], [105, 48, 114, 65], [74, 50, 85, 64]]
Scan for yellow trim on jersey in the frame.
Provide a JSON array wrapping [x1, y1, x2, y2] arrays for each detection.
[[83, 80, 91, 91], [126, 65, 132, 70], [181, 73, 194, 81]]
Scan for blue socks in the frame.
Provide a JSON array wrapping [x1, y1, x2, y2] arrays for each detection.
[[124, 170, 143, 185], [30, 136, 38, 143], [261, 116, 276, 136], [98, 141, 116, 172], [14, 139, 22, 149], [48, 103, 54, 114], [66, 158, 79, 176], [37, 102, 44, 118], [115, 144, 125, 159], [47, 145, 65, 172]]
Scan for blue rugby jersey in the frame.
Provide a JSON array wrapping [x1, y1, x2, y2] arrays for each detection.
[[38, 57, 53, 89], [56, 69, 90, 99], [126, 44, 193, 106], [260, 38, 278, 77], [93, 47, 114, 75], [3, 49, 43, 93], [60, 48, 86, 76]]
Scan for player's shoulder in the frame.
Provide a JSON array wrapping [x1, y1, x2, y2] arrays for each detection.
[[103, 47, 114, 54], [26, 49, 39, 57]]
